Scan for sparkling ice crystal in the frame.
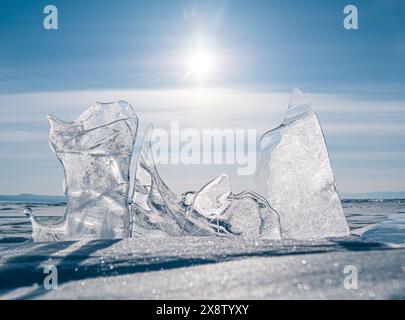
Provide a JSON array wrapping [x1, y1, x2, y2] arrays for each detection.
[[28, 91, 347, 242], [255, 88, 349, 240], [28, 101, 138, 241]]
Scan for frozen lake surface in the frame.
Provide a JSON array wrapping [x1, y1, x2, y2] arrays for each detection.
[[0, 200, 404, 299]]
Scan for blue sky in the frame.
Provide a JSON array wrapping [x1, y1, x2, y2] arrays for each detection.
[[0, 0, 404, 195]]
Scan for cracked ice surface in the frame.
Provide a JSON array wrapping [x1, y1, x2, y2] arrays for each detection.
[[28, 101, 138, 241], [255, 88, 350, 240]]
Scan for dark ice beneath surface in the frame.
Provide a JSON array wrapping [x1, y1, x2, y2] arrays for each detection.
[[0, 237, 404, 299]]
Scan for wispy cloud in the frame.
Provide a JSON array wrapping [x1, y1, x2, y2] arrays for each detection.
[[0, 87, 404, 194], [323, 123, 405, 135], [0, 131, 48, 142]]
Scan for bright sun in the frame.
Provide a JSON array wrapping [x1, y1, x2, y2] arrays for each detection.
[[188, 49, 214, 79]]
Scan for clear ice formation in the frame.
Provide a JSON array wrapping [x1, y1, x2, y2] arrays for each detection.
[[255, 88, 350, 240], [28, 101, 138, 241], [193, 174, 233, 218], [28, 89, 348, 242], [130, 124, 197, 237], [131, 125, 281, 239]]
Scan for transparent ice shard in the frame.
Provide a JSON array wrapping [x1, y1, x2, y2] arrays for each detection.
[[25, 208, 67, 242], [189, 174, 281, 239], [282, 87, 312, 125], [217, 190, 282, 239], [193, 174, 233, 218], [29, 101, 138, 242], [131, 126, 281, 239], [255, 88, 350, 240], [131, 124, 211, 237]]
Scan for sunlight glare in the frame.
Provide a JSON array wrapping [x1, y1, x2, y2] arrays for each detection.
[[189, 49, 214, 79]]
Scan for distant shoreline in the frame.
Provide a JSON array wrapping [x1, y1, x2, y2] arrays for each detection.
[[0, 194, 66, 203], [1, 193, 405, 203]]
